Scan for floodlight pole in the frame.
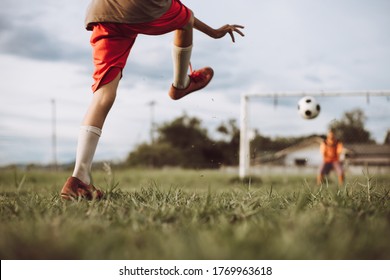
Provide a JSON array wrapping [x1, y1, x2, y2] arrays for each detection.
[[147, 101, 156, 144], [51, 99, 58, 170], [239, 94, 250, 178], [238, 90, 390, 179]]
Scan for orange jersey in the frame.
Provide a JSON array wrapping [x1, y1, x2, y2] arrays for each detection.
[[320, 140, 343, 163]]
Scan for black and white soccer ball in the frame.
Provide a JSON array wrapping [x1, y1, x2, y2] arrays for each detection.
[[297, 96, 321, 119]]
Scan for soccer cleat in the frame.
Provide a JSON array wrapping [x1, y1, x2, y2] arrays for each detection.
[[169, 64, 214, 100], [60, 177, 103, 201]]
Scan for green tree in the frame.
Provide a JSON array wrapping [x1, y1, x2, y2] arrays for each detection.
[[127, 114, 227, 168], [215, 119, 240, 165], [328, 108, 374, 143], [126, 143, 183, 168], [157, 115, 209, 149], [384, 130, 390, 144]]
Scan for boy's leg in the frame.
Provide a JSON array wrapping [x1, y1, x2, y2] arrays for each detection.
[[333, 161, 345, 185], [127, 0, 213, 99], [62, 22, 135, 200], [71, 125, 101, 185], [171, 15, 193, 89], [317, 162, 331, 185], [169, 14, 214, 100], [316, 174, 323, 185], [61, 73, 120, 200], [83, 72, 121, 129], [317, 162, 325, 184], [72, 72, 121, 185]]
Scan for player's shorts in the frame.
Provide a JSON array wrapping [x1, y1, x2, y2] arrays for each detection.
[[89, 0, 192, 92], [318, 161, 344, 176]]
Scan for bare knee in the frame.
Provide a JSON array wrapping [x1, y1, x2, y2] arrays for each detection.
[[83, 73, 120, 127], [95, 73, 121, 108], [95, 88, 116, 114]]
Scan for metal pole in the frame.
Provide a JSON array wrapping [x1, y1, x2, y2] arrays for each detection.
[[239, 94, 249, 178], [147, 101, 156, 144], [51, 99, 57, 169]]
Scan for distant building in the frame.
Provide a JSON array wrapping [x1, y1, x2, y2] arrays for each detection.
[[344, 144, 390, 166], [274, 136, 324, 167], [254, 136, 325, 167], [254, 137, 390, 168]]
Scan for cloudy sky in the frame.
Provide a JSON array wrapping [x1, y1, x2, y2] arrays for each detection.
[[0, 0, 389, 166]]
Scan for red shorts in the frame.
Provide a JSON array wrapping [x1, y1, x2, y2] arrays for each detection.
[[89, 0, 192, 92]]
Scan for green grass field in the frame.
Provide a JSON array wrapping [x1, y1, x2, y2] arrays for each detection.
[[0, 167, 389, 260]]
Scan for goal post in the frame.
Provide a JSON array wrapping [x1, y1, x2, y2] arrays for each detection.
[[239, 90, 390, 179]]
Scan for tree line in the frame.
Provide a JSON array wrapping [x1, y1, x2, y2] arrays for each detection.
[[126, 108, 386, 168]]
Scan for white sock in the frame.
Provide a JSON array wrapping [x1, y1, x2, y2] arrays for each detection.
[[172, 44, 192, 89], [72, 125, 101, 185]]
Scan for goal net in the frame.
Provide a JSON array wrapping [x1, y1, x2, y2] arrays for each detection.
[[239, 91, 390, 178]]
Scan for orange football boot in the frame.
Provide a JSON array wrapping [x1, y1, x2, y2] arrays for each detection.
[[169, 64, 214, 100], [60, 177, 103, 201]]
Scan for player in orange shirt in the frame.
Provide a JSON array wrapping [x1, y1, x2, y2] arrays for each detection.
[[317, 130, 345, 185]]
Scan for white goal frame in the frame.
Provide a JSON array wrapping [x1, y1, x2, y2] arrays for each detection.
[[239, 90, 390, 178]]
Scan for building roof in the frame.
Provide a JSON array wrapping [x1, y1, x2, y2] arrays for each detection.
[[344, 144, 390, 165], [274, 136, 324, 158], [344, 144, 390, 156]]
